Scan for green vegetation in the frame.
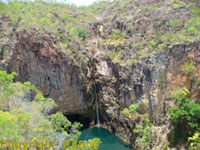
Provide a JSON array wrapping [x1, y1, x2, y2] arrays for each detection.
[[129, 58, 137, 66], [185, 17, 200, 35], [133, 114, 152, 149], [0, 0, 199, 66], [173, 3, 182, 9], [0, 48, 9, 59], [106, 29, 126, 47], [0, 0, 96, 65], [0, 1, 94, 34], [0, 70, 99, 148], [158, 73, 166, 88], [132, 43, 144, 49], [150, 40, 157, 48], [69, 27, 87, 41], [169, 88, 200, 145], [0, 111, 19, 141], [182, 63, 195, 75], [189, 131, 200, 150], [123, 103, 141, 117], [107, 50, 122, 63], [109, 30, 124, 40], [123, 103, 152, 149], [170, 19, 181, 28], [191, 6, 200, 16], [195, 79, 200, 86]]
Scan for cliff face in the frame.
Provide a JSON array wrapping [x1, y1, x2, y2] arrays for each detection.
[[0, 28, 90, 115], [94, 41, 200, 146], [0, 0, 200, 149]]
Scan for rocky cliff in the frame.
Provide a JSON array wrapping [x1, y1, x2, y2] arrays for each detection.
[[0, 0, 199, 149]]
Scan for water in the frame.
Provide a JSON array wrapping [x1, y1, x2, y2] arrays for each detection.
[[79, 128, 133, 150], [95, 98, 100, 127], [94, 84, 100, 127]]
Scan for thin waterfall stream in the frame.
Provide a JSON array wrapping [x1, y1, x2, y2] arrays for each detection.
[[79, 59, 132, 150], [94, 83, 100, 127]]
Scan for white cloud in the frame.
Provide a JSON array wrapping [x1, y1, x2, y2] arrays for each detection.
[[67, 0, 98, 6], [2, 0, 102, 6]]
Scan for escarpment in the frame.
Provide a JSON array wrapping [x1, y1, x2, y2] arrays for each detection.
[[0, 0, 199, 149], [1, 29, 90, 115]]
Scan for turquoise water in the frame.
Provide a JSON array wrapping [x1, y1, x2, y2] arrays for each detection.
[[79, 128, 132, 150]]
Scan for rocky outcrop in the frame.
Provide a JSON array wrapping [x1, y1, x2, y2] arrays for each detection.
[[1, 29, 90, 115], [0, 0, 200, 149], [92, 39, 200, 147]]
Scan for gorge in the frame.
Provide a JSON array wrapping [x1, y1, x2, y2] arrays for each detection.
[[0, 0, 200, 149]]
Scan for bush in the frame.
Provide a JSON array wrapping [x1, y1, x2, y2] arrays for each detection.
[[40, 17, 51, 25], [0, 111, 19, 141], [191, 6, 200, 16], [129, 58, 137, 66], [77, 27, 87, 40], [123, 103, 141, 116], [0, 70, 82, 143], [189, 131, 200, 150], [69, 27, 87, 40], [158, 73, 166, 87], [170, 19, 181, 28], [50, 112, 72, 133], [185, 17, 200, 35], [169, 88, 200, 145], [182, 63, 195, 75], [133, 114, 152, 149], [109, 29, 123, 40]]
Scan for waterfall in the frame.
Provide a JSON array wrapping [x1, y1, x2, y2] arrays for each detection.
[[94, 84, 100, 127]]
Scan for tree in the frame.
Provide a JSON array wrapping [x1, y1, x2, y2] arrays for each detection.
[[169, 88, 200, 145], [0, 71, 17, 111], [50, 112, 72, 134], [0, 111, 19, 141]]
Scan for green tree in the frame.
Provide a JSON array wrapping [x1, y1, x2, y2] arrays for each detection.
[[50, 112, 72, 134], [169, 88, 200, 145], [0, 71, 17, 111], [0, 111, 19, 141]]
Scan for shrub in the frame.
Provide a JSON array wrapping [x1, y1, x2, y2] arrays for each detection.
[[173, 3, 182, 9], [0, 31, 3, 37], [189, 131, 200, 150], [195, 79, 200, 86], [129, 58, 137, 66], [182, 63, 195, 75], [169, 88, 200, 145], [50, 112, 72, 133], [77, 27, 87, 40], [0, 111, 19, 141], [59, 34, 68, 43], [133, 114, 152, 149], [109, 29, 123, 40], [132, 43, 144, 49], [191, 6, 200, 16], [1, 49, 9, 58], [123, 103, 141, 116], [69, 27, 87, 40], [150, 40, 157, 48], [170, 19, 180, 28], [158, 73, 166, 87], [185, 17, 200, 35], [0, 70, 82, 143]]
